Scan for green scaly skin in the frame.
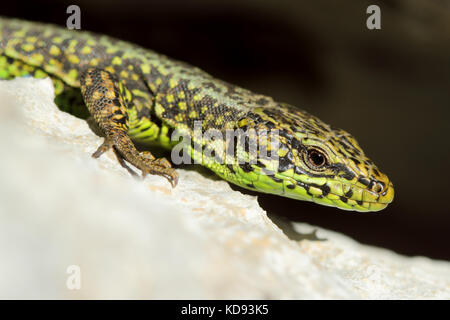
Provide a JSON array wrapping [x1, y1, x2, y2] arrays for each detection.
[[0, 17, 394, 212]]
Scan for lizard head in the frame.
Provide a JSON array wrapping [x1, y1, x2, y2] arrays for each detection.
[[230, 104, 394, 212]]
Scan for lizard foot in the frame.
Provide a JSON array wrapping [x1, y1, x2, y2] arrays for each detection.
[[92, 137, 178, 187], [138, 150, 178, 186]]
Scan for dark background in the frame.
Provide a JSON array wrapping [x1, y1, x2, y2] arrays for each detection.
[[2, 0, 449, 260]]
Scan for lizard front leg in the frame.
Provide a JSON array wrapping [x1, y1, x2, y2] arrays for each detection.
[[80, 68, 178, 187]]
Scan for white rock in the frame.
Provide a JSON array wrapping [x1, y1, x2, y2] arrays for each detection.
[[0, 77, 448, 299]]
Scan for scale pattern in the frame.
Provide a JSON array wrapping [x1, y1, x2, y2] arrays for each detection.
[[0, 17, 394, 211]]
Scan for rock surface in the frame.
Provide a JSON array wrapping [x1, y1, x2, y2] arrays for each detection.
[[0, 77, 449, 299]]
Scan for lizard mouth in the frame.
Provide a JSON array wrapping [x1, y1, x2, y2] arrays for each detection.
[[314, 180, 395, 212], [225, 161, 395, 212], [292, 181, 395, 212], [245, 169, 395, 212]]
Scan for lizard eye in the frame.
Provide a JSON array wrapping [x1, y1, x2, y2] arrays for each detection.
[[305, 148, 328, 170]]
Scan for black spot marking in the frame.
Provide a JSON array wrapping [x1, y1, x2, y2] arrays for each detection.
[[358, 176, 371, 187], [269, 175, 283, 183], [339, 196, 348, 203], [294, 166, 304, 176], [166, 127, 175, 140], [241, 163, 254, 173], [248, 112, 263, 123], [278, 129, 293, 140], [264, 120, 276, 130], [243, 135, 250, 152], [112, 97, 121, 107], [112, 108, 123, 116], [329, 163, 356, 181], [320, 184, 331, 196], [262, 109, 273, 116], [112, 115, 127, 125], [341, 171, 355, 181], [226, 164, 235, 174], [278, 152, 294, 172], [297, 180, 309, 190], [290, 138, 302, 151], [256, 160, 266, 168], [344, 190, 353, 198]]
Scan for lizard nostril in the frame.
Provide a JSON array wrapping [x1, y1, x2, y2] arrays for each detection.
[[373, 182, 384, 193]]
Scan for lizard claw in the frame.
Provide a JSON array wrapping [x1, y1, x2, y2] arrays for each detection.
[[139, 158, 179, 188]]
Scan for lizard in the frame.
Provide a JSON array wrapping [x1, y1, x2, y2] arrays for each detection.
[[0, 17, 394, 212]]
